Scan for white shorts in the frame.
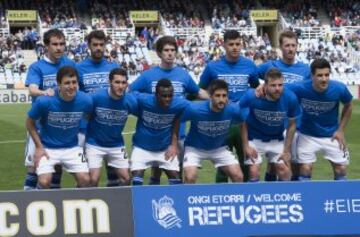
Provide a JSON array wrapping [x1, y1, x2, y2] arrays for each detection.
[[130, 146, 179, 171], [244, 139, 284, 165], [36, 146, 89, 175], [183, 146, 239, 168], [297, 132, 350, 165], [78, 133, 86, 148], [286, 131, 299, 163], [24, 133, 35, 167], [85, 143, 129, 169]]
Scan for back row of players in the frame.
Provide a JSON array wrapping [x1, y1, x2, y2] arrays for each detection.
[[23, 29, 353, 189]]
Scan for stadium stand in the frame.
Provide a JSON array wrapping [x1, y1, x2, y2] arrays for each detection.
[[0, 0, 359, 86]]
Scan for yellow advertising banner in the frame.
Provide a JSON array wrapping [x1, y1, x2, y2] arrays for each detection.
[[7, 10, 37, 21], [130, 11, 158, 22], [251, 10, 278, 21]]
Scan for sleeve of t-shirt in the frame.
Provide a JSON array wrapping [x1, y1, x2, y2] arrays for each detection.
[[199, 64, 212, 89], [68, 59, 76, 67], [127, 93, 139, 116], [25, 64, 42, 87], [185, 74, 200, 94], [84, 94, 93, 115], [76, 64, 85, 91], [340, 84, 353, 104], [180, 102, 194, 122], [129, 74, 147, 92], [177, 98, 191, 117], [287, 91, 301, 119], [28, 97, 46, 120], [257, 62, 271, 80], [305, 67, 312, 81], [239, 90, 251, 108], [285, 82, 301, 97], [231, 103, 245, 124], [249, 62, 260, 85]]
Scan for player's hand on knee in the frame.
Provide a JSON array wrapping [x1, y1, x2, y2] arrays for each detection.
[[331, 130, 346, 151], [245, 146, 257, 163], [165, 144, 178, 161], [278, 151, 291, 166], [34, 147, 49, 168]]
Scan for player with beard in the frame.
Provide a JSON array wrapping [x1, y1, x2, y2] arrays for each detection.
[[85, 68, 137, 186], [182, 80, 245, 184], [76, 30, 120, 187], [199, 30, 259, 183], [240, 68, 300, 182], [258, 30, 311, 182]]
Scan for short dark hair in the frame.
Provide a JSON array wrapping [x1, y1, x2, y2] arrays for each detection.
[[43, 29, 65, 45], [279, 30, 298, 45], [155, 36, 178, 53], [223, 30, 240, 42], [109, 68, 127, 81], [310, 58, 331, 75], [56, 66, 78, 84], [155, 79, 173, 94], [86, 30, 107, 44], [208, 79, 228, 95], [265, 68, 283, 84]]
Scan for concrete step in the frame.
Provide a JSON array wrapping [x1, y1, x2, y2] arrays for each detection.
[[22, 50, 38, 66], [147, 50, 160, 66]]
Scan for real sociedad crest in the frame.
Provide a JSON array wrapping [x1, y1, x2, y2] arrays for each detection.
[[152, 195, 182, 229]]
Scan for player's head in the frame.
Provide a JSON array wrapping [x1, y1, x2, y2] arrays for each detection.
[[155, 79, 174, 108], [208, 79, 228, 112], [155, 36, 177, 66], [43, 29, 66, 62], [311, 58, 331, 92], [86, 30, 107, 61], [56, 66, 79, 100], [264, 68, 284, 100], [109, 68, 128, 98], [223, 30, 241, 61], [279, 30, 298, 63]]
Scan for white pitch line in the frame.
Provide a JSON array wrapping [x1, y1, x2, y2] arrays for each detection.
[[0, 140, 25, 144], [0, 131, 136, 144]]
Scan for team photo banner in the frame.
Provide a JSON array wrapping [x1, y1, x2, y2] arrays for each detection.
[[1, 181, 359, 236], [0, 89, 31, 103], [132, 181, 360, 236], [0, 188, 134, 237]]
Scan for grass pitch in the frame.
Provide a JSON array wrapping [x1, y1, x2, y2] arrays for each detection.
[[0, 101, 359, 190]]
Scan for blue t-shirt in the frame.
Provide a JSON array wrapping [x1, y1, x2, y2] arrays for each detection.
[[86, 89, 138, 147], [25, 56, 76, 100], [77, 58, 119, 93], [129, 65, 200, 97], [129, 65, 199, 139], [240, 89, 301, 141], [28, 91, 93, 148], [132, 93, 189, 151], [287, 80, 353, 137], [258, 59, 311, 84], [199, 56, 259, 102], [183, 101, 245, 150]]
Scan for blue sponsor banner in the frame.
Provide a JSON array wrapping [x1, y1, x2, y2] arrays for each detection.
[[132, 181, 360, 237]]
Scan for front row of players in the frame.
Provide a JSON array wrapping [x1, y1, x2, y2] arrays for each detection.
[[26, 58, 352, 188]]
